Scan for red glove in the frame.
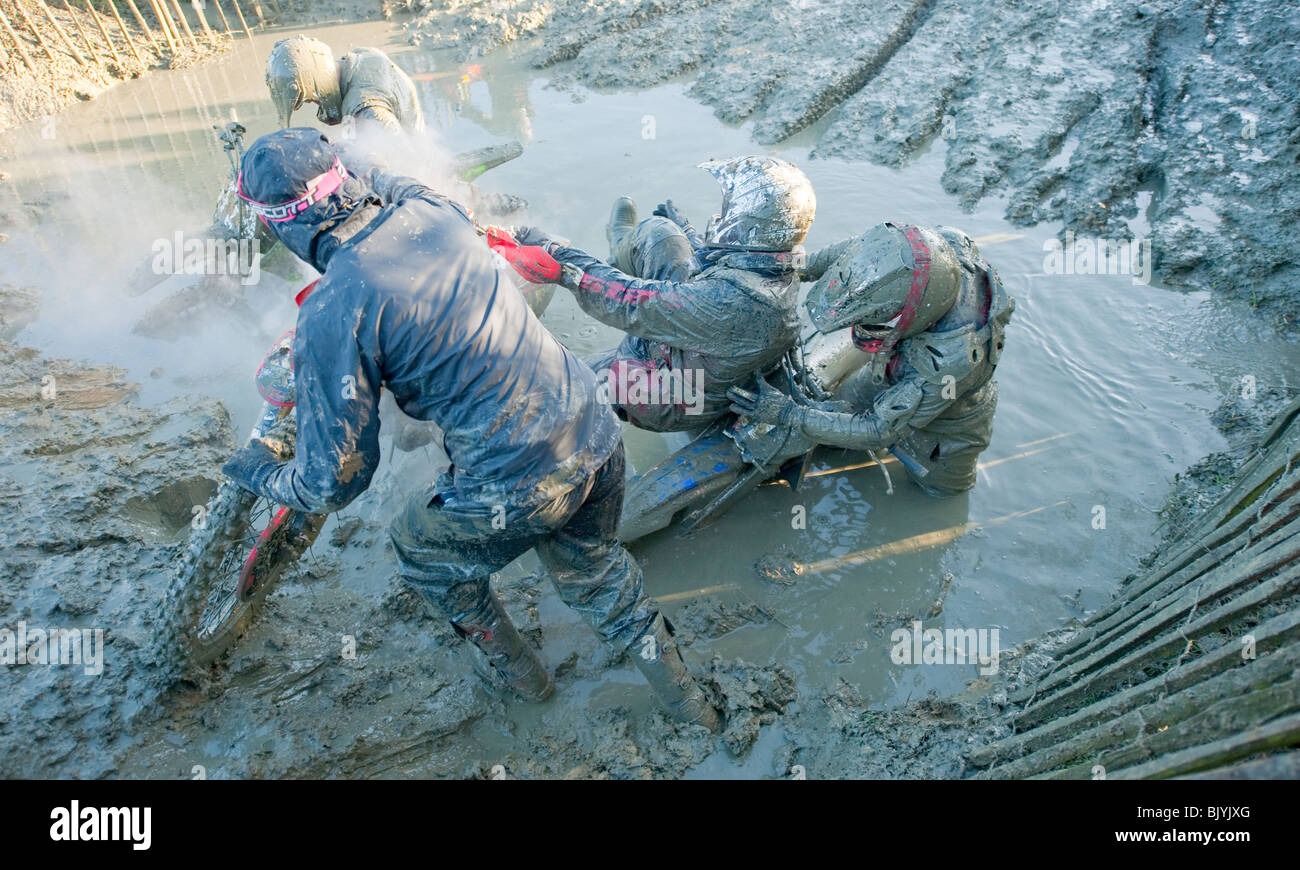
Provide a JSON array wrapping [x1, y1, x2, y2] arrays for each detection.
[[484, 226, 562, 284]]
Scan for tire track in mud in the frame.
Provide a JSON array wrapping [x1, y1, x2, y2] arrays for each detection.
[[409, 0, 1300, 320], [749, 0, 940, 144]]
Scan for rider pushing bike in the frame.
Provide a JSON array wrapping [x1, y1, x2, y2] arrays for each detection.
[[222, 128, 721, 731]]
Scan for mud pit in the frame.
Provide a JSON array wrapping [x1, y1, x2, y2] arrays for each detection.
[[1, 7, 1298, 778]]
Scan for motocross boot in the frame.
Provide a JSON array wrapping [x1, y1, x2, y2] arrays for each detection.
[[631, 613, 722, 733], [606, 196, 638, 258], [447, 586, 554, 702]]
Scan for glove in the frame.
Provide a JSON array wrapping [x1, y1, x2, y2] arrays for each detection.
[[222, 438, 283, 496], [484, 226, 563, 284], [652, 199, 689, 229], [727, 375, 799, 428], [511, 225, 559, 249]]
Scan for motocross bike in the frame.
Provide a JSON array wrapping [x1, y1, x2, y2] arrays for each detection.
[[616, 330, 930, 542]]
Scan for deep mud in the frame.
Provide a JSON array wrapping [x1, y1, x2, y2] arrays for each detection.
[[403, 0, 1300, 322], [1, 2, 1298, 779]]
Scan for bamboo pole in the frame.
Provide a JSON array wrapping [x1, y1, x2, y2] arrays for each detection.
[[208, 0, 232, 36], [60, 0, 104, 69], [167, 0, 199, 49], [122, 0, 160, 52], [227, 0, 251, 39], [1050, 514, 1300, 680], [1014, 562, 1300, 731], [972, 607, 1300, 770], [102, 0, 144, 64], [984, 643, 1300, 779], [82, 1, 123, 66], [187, 0, 212, 39], [13, 0, 58, 62], [0, 5, 36, 72], [1082, 705, 1300, 781], [32, 0, 90, 66], [147, 0, 178, 53]]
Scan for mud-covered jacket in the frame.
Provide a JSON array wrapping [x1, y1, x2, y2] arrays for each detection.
[[548, 245, 804, 425], [791, 232, 1014, 495], [251, 170, 620, 513], [339, 48, 424, 134]]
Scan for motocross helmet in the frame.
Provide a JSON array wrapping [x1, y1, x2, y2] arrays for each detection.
[[698, 156, 816, 252], [267, 36, 343, 127], [238, 128, 369, 270], [805, 222, 962, 355]]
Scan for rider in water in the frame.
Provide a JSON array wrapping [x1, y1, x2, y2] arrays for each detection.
[[514, 156, 816, 432], [266, 35, 424, 134], [728, 222, 1015, 497], [222, 128, 721, 731]]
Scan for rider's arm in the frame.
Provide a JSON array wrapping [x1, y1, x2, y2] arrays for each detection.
[[547, 244, 726, 348], [790, 372, 950, 451], [252, 301, 384, 514], [801, 239, 854, 282]]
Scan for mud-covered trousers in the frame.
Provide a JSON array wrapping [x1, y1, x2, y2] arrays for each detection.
[[388, 442, 655, 654], [588, 216, 703, 431]]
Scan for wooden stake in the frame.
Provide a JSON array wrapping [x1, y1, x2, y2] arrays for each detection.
[[13, 0, 58, 62], [123, 0, 160, 52], [81, 0, 122, 67], [208, 0, 232, 37], [147, 0, 179, 53], [102, 0, 144, 64], [227, 0, 251, 39], [167, 0, 198, 49], [60, 1, 103, 70], [0, 5, 37, 72], [31, 0, 90, 66], [187, 0, 212, 39]]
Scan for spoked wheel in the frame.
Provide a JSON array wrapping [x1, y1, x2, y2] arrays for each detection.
[[155, 450, 326, 678]]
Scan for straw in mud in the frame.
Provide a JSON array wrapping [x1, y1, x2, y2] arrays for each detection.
[[0, 5, 36, 72]]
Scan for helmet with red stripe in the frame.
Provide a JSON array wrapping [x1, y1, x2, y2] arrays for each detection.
[[805, 222, 962, 358]]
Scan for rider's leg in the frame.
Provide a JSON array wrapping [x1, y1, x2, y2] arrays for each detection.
[[607, 197, 697, 282], [388, 478, 554, 700], [535, 443, 722, 731]]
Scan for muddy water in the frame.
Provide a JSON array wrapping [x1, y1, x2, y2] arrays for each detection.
[[4, 22, 1299, 777]]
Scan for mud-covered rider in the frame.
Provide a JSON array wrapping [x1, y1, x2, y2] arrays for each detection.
[[728, 223, 1015, 496], [221, 128, 721, 731], [512, 156, 816, 432], [267, 35, 424, 135]]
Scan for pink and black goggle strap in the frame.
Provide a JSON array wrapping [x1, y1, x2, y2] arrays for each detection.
[[237, 157, 349, 223]]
